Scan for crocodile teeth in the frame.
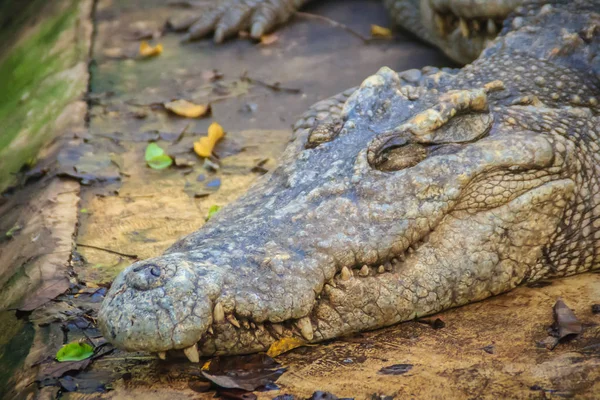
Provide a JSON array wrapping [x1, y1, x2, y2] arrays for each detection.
[[384, 261, 393, 271], [207, 326, 214, 335], [340, 266, 352, 281], [242, 320, 250, 329], [272, 323, 284, 336], [213, 302, 224, 323], [377, 265, 385, 274], [227, 314, 241, 328], [250, 322, 257, 329], [157, 351, 166, 360], [359, 265, 369, 276], [459, 18, 469, 38], [328, 279, 337, 288], [183, 344, 200, 363], [434, 13, 446, 35], [487, 19, 497, 35], [297, 316, 314, 340]]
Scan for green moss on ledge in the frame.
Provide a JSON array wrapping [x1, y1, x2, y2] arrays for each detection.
[[0, 0, 91, 192]]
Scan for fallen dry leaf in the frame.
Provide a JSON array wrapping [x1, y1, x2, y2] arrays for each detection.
[[37, 358, 92, 384], [378, 363, 413, 375], [370, 24, 393, 38], [202, 69, 224, 82], [260, 33, 279, 45], [194, 122, 225, 157], [139, 41, 163, 57], [103, 47, 127, 59], [267, 337, 306, 357], [553, 299, 582, 339], [542, 299, 583, 350], [217, 388, 258, 400], [164, 99, 210, 118], [200, 353, 286, 391]]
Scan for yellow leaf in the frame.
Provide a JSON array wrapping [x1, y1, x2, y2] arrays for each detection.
[[164, 99, 210, 118], [194, 122, 225, 158], [370, 24, 393, 38], [266, 337, 306, 358], [201, 360, 211, 371], [139, 41, 163, 57], [260, 33, 279, 45]]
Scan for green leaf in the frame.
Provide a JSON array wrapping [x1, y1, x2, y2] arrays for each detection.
[[206, 205, 220, 221], [147, 154, 173, 170], [145, 143, 164, 161], [56, 342, 94, 362], [145, 143, 173, 170], [5, 224, 21, 238]]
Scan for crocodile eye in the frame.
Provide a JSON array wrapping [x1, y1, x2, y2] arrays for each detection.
[[367, 134, 428, 171], [306, 119, 343, 149], [376, 143, 428, 171]]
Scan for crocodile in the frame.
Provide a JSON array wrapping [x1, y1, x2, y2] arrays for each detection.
[[99, 0, 600, 361], [167, 0, 525, 64]]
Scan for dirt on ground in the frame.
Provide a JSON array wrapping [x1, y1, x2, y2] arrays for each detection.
[[1, 0, 599, 399]]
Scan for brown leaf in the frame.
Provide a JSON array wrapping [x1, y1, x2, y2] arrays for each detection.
[[378, 364, 413, 375], [542, 299, 583, 350], [217, 388, 258, 400], [37, 359, 91, 384], [188, 380, 212, 393], [202, 69, 224, 82], [103, 47, 127, 59], [200, 353, 286, 391], [553, 299, 582, 340]]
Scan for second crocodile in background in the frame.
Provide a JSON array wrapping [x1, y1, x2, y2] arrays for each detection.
[[99, 0, 600, 360]]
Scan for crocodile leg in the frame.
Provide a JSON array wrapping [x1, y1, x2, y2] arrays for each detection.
[[169, 0, 525, 63], [168, 0, 315, 43]]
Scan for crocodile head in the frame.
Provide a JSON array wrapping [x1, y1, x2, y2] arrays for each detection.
[[99, 66, 582, 358], [417, 0, 524, 63]]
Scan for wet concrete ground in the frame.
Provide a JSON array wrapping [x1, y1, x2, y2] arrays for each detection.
[[1, 0, 600, 398]]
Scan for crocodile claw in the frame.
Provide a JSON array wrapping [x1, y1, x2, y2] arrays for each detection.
[[174, 0, 304, 43]]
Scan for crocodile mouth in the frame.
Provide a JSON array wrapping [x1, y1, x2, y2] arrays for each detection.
[[432, 12, 503, 43], [157, 234, 433, 362], [421, 0, 516, 63]]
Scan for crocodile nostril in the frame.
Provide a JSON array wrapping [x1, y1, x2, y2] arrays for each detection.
[[127, 263, 163, 290], [133, 263, 160, 275]]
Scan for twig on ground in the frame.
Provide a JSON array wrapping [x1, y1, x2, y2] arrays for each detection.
[[76, 243, 138, 259], [174, 122, 191, 144], [240, 72, 301, 94]]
